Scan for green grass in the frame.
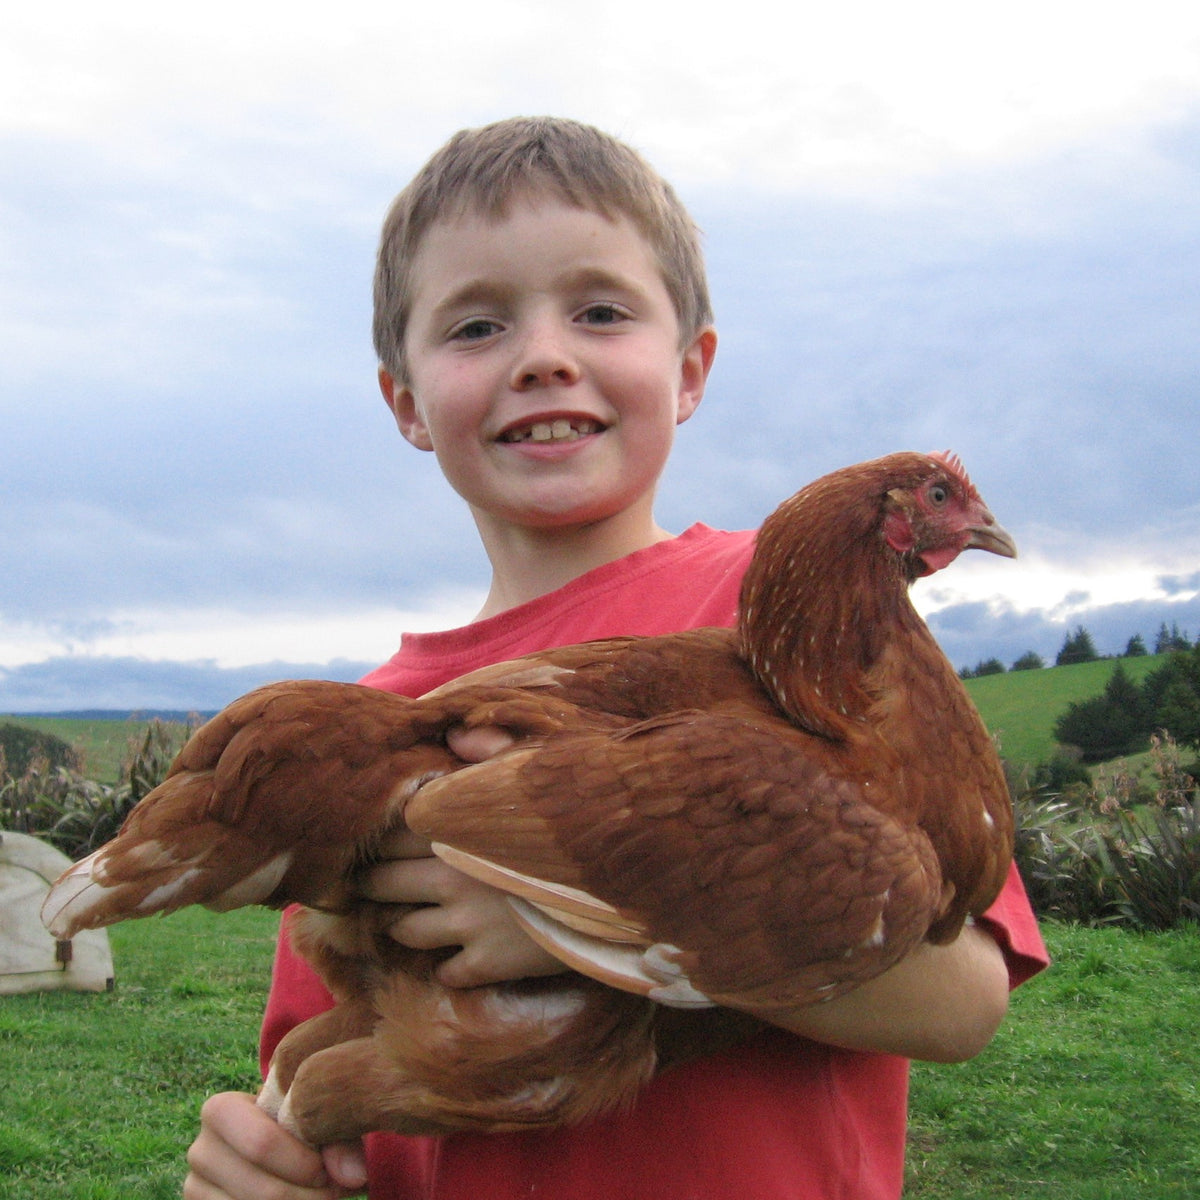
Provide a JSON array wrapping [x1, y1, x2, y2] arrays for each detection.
[[907, 921, 1200, 1197], [964, 655, 1169, 766], [0, 907, 277, 1199], [2, 911, 1198, 1198]]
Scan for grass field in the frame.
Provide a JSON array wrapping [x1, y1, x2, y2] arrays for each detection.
[[1, 912, 1198, 1198], [963, 654, 1168, 766], [0, 715, 178, 785], [0, 908, 275, 1200]]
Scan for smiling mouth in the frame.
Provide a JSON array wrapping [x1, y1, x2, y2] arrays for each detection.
[[498, 418, 603, 444]]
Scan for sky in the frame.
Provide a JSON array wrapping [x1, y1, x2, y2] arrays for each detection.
[[2, 1, 1199, 713]]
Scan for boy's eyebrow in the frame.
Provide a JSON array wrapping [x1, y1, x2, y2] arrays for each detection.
[[428, 280, 514, 322], [429, 266, 653, 323], [556, 265, 651, 297]]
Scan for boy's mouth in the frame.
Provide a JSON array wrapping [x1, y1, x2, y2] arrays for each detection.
[[497, 418, 603, 444]]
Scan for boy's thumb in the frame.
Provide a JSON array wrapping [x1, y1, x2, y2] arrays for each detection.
[[322, 1140, 369, 1193]]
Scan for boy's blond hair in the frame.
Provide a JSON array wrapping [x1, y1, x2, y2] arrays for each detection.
[[373, 116, 712, 382]]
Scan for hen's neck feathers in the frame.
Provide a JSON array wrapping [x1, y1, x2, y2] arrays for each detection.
[[737, 458, 935, 741]]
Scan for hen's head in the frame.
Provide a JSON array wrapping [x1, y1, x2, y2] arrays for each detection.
[[881, 451, 1016, 580]]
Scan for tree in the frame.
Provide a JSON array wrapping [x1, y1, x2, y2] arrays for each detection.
[[1056, 626, 1099, 666], [972, 657, 1006, 677], [1124, 634, 1147, 657], [1053, 662, 1150, 761], [1012, 651, 1044, 671], [1155, 622, 1191, 654], [1155, 678, 1200, 750], [1144, 644, 1200, 750]]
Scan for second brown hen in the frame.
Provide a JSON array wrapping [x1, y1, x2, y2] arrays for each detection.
[[42, 450, 1016, 1144]]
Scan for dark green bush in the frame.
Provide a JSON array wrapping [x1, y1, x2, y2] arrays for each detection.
[[1012, 790, 1107, 924], [1053, 662, 1151, 761], [1013, 734, 1200, 930], [0, 723, 80, 778]]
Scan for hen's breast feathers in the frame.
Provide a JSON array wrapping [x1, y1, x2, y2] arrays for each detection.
[[864, 636, 1013, 936]]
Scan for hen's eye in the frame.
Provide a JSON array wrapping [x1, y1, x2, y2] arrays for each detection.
[[928, 484, 949, 505]]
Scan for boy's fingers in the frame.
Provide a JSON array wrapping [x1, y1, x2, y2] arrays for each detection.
[[186, 1093, 342, 1197], [434, 934, 568, 989], [210, 1093, 328, 1182], [372, 826, 434, 859], [360, 854, 454, 905], [447, 723, 515, 762], [322, 1141, 369, 1192]]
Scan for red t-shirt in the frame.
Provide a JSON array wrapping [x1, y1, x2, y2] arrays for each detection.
[[261, 524, 1048, 1200]]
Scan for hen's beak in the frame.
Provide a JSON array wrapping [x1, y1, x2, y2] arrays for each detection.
[[967, 514, 1017, 559]]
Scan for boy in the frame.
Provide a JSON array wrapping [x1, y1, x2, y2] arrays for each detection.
[[184, 117, 1047, 1200]]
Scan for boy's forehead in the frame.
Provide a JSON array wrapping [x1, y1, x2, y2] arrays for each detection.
[[411, 196, 659, 287], [425, 189, 619, 247]]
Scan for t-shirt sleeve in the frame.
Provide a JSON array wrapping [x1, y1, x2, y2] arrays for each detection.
[[975, 862, 1050, 989]]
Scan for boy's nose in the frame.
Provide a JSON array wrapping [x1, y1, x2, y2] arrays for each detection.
[[510, 322, 581, 390]]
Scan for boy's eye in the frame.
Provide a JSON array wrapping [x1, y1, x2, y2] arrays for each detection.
[[453, 318, 501, 341], [579, 304, 625, 326]]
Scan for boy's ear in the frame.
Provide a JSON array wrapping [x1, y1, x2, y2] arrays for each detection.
[[675, 327, 717, 426], [378, 367, 434, 451]]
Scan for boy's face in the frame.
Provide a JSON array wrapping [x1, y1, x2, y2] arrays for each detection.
[[380, 196, 715, 539]]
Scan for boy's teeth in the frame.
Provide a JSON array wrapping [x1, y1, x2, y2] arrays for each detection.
[[514, 419, 597, 443]]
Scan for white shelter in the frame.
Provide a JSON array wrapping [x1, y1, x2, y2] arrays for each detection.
[[0, 830, 114, 994]]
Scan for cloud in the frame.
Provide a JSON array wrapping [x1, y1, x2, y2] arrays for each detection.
[[2, 3, 1199, 711], [0, 655, 376, 716], [926, 591, 1200, 674], [1161, 572, 1200, 597], [6, 3, 1200, 188]]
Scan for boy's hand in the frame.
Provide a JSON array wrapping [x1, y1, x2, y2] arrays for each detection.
[[359, 723, 566, 988], [184, 1091, 366, 1198]]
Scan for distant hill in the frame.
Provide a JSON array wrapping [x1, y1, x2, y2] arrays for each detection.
[[964, 652, 1169, 766]]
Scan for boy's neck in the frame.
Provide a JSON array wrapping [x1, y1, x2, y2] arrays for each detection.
[[472, 506, 676, 621]]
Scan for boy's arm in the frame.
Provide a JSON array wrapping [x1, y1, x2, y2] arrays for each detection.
[[747, 921, 1010, 1062]]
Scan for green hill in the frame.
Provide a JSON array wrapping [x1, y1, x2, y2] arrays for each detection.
[[964, 653, 1169, 766]]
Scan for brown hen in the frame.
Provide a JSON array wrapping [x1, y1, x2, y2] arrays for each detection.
[[42, 450, 1016, 1145]]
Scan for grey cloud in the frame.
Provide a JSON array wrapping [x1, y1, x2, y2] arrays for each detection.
[[3, 111, 1199, 709], [0, 656, 376, 716]]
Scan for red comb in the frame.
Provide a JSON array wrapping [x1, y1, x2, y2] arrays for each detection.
[[928, 450, 976, 496]]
